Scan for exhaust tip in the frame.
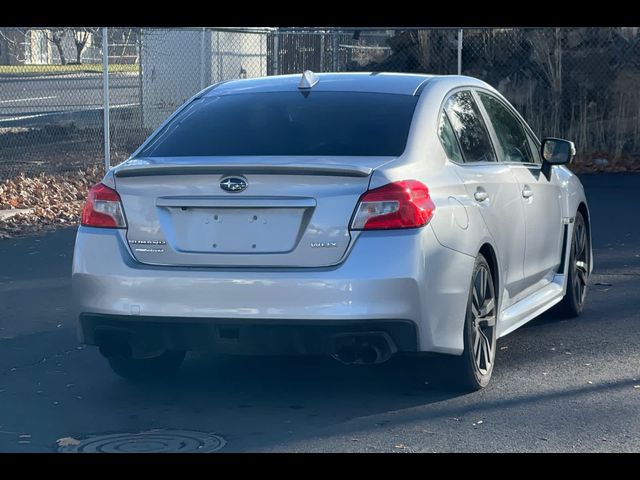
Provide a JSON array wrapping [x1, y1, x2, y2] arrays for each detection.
[[333, 345, 357, 364], [359, 344, 382, 364], [98, 338, 132, 359], [329, 332, 397, 365]]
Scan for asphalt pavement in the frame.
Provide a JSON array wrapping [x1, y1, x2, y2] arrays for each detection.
[[0, 173, 638, 452], [0, 73, 138, 125]]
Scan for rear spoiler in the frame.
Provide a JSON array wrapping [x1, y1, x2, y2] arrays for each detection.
[[114, 163, 373, 178]]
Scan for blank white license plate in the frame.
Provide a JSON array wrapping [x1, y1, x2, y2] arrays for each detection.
[[168, 207, 305, 253]]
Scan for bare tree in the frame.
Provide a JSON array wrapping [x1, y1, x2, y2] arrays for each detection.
[[42, 28, 68, 64], [1, 28, 67, 63], [528, 28, 564, 135], [69, 27, 98, 64]]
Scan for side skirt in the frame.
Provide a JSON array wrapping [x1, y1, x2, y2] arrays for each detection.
[[497, 274, 564, 338], [496, 217, 575, 338]]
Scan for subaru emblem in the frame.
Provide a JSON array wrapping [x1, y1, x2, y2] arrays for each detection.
[[220, 176, 248, 193]]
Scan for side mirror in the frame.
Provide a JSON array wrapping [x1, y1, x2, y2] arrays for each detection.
[[541, 137, 576, 165], [541, 137, 576, 178]]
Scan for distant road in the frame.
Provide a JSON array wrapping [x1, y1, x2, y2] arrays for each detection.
[[0, 72, 139, 125]]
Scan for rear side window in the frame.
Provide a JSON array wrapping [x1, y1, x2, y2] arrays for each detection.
[[140, 92, 419, 157], [478, 92, 535, 163], [438, 112, 463, 163], [444, 91, 496, 163]]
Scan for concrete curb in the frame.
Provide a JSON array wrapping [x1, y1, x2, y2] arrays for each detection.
[[0, 209, 34, 221]]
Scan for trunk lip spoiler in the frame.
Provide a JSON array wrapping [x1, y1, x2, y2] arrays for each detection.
[[114, 163, 373, 178], [156, 196, 316, 209]]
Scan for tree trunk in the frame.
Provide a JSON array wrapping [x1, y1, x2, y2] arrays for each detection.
[[53, 38, 66, 65], [75, 43, 83, 64]]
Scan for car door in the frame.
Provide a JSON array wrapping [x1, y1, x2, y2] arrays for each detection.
[[475, 90, 564, 294], [444, 90, 528, 305]]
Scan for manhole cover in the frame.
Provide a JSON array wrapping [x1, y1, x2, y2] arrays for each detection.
[[58, 430, 226, 453]]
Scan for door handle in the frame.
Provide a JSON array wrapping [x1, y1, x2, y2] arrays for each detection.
[[474, 189, 489, 202], [522, 186, 534, 199]]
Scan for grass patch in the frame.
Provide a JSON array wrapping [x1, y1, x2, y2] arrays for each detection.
[[0, 63, 138, 75]]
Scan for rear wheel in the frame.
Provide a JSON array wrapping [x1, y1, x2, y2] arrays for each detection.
[[449, 253, 498, 391], [555, 211, 590, 318], [107, 351, 186, 381]]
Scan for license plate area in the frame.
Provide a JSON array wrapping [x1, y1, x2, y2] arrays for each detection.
[[163, 207, 306, 254]]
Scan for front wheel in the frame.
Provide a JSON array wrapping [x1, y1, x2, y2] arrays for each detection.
[[554, 210, 590, 318]]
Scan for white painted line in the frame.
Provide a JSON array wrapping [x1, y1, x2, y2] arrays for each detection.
[[0, 103, 141, 124], [111, 102, 140, 108], [0, 113, 50, 122], [0, 95, 57, 104]]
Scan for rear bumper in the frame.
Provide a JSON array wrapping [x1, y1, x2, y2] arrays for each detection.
[[79, 314, 418, 356], [72, 225, 475, 354]]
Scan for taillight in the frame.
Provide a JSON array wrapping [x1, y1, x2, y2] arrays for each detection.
[[351, 180, 435, 230], [81, 183, 127, 228]]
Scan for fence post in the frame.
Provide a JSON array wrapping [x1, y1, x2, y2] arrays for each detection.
[[273, 30, 279, 75], [331, 29, 338, 71], [217, 31, 222, 81], [457, 28, 463, 75], [138, 29, 144, 131], [102, 27, 111, 172], [200, 27, 206, 89], [319, 33, 324, 72]]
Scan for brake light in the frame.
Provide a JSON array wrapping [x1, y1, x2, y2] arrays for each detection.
[[81, 183, 127, 228], [351, 180, 435, 230]]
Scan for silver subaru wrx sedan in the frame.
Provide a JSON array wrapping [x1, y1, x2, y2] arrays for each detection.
[[72, 72, 592, 391]]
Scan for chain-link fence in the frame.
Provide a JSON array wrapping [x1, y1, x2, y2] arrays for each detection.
[[1, 27, 639, 180]]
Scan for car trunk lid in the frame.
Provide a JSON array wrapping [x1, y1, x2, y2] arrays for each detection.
[[113, 156, 392, 268]]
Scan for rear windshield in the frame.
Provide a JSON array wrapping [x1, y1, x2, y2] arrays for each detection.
[[139, 91, 419, 157]]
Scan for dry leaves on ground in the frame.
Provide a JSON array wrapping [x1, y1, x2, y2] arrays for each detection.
[[0, 167, 103, 238]]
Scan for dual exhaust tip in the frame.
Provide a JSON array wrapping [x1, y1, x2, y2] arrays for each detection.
[[97, 329, 398, 366], [329, 332, 397, 365]]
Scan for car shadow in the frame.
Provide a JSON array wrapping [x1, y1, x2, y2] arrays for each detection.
[[91, 351, 469, 450]]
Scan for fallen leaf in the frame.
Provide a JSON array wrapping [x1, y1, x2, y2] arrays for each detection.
[[56, 437, 81, 447], [0, 167, 103, 238]]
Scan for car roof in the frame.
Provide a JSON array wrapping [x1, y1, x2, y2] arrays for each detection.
[[203, 72, 494, 97]]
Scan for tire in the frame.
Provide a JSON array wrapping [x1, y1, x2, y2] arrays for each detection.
[[554, 211, 590, 318], [448, 253, 498, 392], [107, 351, 186, 381]]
